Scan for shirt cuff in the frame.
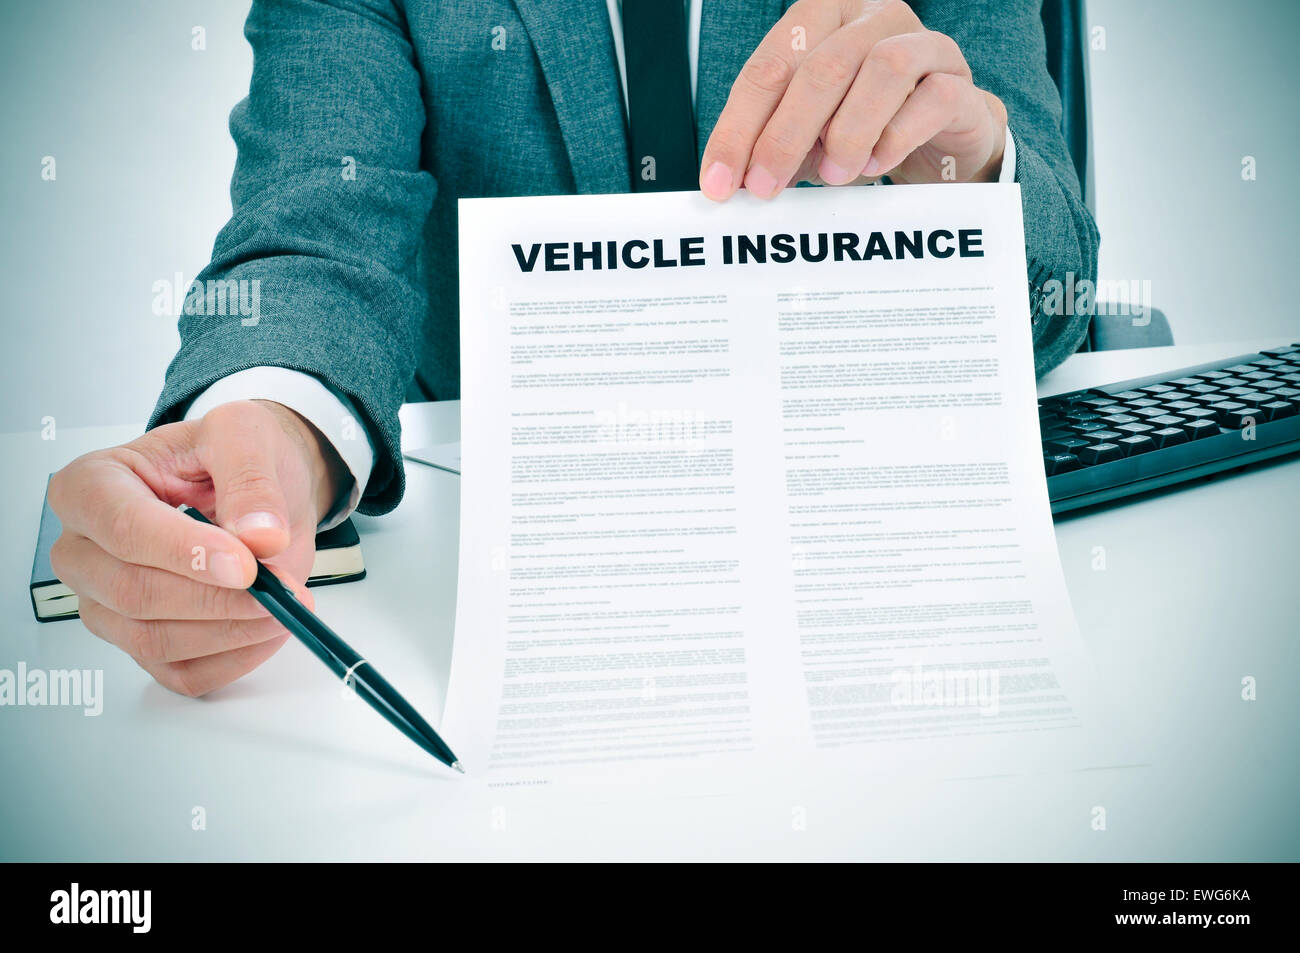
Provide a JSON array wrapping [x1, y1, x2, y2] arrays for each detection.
[[998, 123, 1017, 183], [181, 367, 375, 531]]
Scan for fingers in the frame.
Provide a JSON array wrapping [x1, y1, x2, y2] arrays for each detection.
[[50, 533, 273, 621], [868, 71, 982, 178], [48, 401, 326, 698], [136, 632, 294, 698], [197, 401, 293, 559], [699, 0, 843, 200], [49, 450, 258, 589], [702, 0, 989, 198], [78, 595, 287, 663], [818, 30, 969, 184], [743, 27, 870, 198]]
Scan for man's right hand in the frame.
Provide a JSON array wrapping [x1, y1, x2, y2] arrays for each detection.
[[48, 399, 346, 697]]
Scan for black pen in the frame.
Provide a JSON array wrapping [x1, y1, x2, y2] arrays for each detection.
[[182, 505, 463, 773]]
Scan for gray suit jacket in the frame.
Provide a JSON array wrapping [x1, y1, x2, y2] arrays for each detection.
[[150, 0, 1098, 516]]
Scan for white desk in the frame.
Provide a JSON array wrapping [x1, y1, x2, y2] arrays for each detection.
[[2, 338, 1296, 860]]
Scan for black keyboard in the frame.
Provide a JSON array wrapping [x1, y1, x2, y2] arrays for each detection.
[[1042, 343, 1300, 514]]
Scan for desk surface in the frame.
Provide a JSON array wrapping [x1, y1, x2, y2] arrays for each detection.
[[2, 338, 1296, 860]]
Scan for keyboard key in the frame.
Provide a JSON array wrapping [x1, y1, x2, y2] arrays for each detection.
[[1241, 370, 1276, 380], [1165, 400, 1199, 412], [1117, 435, 1155, 455], [1140, 383, 1175, 394], [1044, 453, 1082, 475], [1126, 397, 1161, 408], [1262, 400, 1299, 419], [1261, 347, 1299, 358], [1238, 399, 1274, 416], [1251, 358, 1284, 368], [1159, 391, 1192, 401], [1041, 429, 1075, 442], [1221, 408, 1261, 429], [1183, 419, 1220, 439], [1169, 377, 1203, 387], [1070, 421, 1110, 433], [1235, 393, 1271, 410], [1244, 402, 1277, 422], [1252, 379, 1289, 391], [1131, 407, 1169, 419], [1149, 427, 1189, 448], [1181, 407, 1220, 421], [1198, 370, 1230, 380], [1208, 400, 1247, 424], [1224, 365, 1256, 374], [1046, 437, 1092, 454], [1102, 413, 1139, 425], [1223, 386, 1263, 399], [1057, 389, 1106, 405], [1112, 390, 1145, 400], [1084, 429, 1124, 442], [1064, 410, 1102, 422], [1082, 397, 1120, 409], [1187, 383, 1221, 395], [1115, 422, 1154, 435], [1215, 377, 1248, 387], [1147, 414, 1187, 427], [1078, 442, 1124, 465]]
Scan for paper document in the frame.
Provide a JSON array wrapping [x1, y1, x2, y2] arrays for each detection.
[[445, 185, 1114, 794]]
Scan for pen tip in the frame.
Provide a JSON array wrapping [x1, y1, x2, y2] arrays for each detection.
[[451, 760, 465, 774]]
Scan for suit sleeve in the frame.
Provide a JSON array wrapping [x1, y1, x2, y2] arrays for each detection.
[[920, 0, 1100, 376], [147, 0, 435, 515]]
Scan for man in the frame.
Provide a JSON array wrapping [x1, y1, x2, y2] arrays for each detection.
[[48, 0, 1096, 696]]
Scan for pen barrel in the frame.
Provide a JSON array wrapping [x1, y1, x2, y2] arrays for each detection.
[[348, 668, 459, 765], [248, 585, 346, 677], [180, 506, 459, 769], [252, 564, 457, 766]]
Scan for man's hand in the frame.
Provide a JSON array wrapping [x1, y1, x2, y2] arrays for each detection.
[[699, 0, 1008, 200], [47, 399, 347, 697]]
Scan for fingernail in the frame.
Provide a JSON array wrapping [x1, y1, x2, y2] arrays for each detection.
[[209, 551, 248, 588], [818, 157, 853, 185], [862, 156, 882, 177], [233, 511, 286, 536], [701, 161, 733, 198], [744, 164, 780, 199]]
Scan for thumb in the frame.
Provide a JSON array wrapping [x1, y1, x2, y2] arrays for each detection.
[[199, 402, 293, 560]]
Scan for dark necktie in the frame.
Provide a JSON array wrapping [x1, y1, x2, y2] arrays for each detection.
[[622, 0, 697, 191]]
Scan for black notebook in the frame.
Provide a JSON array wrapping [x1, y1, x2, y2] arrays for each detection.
[[29, 478, 366, 623]]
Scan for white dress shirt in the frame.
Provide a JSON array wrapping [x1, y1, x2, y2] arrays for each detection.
[[186, 4, 1015, 528]]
